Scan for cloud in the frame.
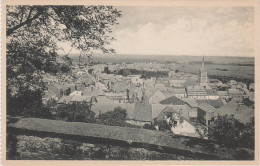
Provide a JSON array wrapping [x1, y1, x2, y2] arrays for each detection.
[[110, 7, 254, 57]]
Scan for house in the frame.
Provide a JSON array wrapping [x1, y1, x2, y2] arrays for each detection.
[[148, 90, 166, 104], [130, 75, 143, 86], [42, 90, 58, 105], [69, 90, 83, 96], [172, 88, 187, 99], [91, 103, 152, 126], [133, 103, 153, 125], [105, 92, 126, 103], [218, 91, 230, 100], [197, 103, 216, 125], [70, 95, 97, 104], [228, 89, 244, 102], [181, 98, 198, 123], [186, 86, 207, 99], [83, 88, 105, 97], [154, 106, 200, 138], [184, 75, 199, 87], [196, 99, 224, 108], [169, 79, 186, 88], [48, 82, 70, 98], [214, 101, 254, 123], [159, 96, 186, 105], [249, 83, 255, 91], [95, 82, 107, 91], [206, 89, 219, 100], [96, 95, 112, 103], [57, 96, 72, 104], [229, 80, 237, 86]]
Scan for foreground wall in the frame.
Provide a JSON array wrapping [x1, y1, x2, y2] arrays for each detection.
[[6, 118, 254, 160]]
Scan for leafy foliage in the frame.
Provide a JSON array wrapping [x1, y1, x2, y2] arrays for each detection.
[[208, 115, 254, 149], [56, 102, 96, 123], [154, 119, 171, 132], [143, 123, 156, 130], [6, 5, 121, 116], [97, 107, 127, 126]]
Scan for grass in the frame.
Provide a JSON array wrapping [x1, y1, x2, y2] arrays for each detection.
[[8, 118, 253, 160]]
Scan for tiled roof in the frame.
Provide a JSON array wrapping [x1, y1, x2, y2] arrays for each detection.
[[206, 89, 218, 96], [196, 99, 224, 108], [187, 86, 206, 92], [218, 91, 229, 96], [58, 96, 72, 103], [173, 88, 186, 94], [215, 101, 254, 123], [151, 104, 167, 118], [198, 103, 216, 113], [70, 95, 92, 102], [96, 96, 112, 103], [160, 96, 186, 105], [228, 89, 244, 95], [135, 103, 152, 122], [182, 98, 198, 108]]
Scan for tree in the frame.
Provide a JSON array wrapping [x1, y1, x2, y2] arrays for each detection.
[[154, 119, 170, 132], [7, 6, 121, 116], [56, 101, 96, 123], [143, 123, 155, 130], [98, 107, 127, 126], [208, 115, 254, 148]]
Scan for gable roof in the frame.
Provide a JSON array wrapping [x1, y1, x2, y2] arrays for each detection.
[[215, 101, 254, 123], [96, 95, 112, 103], [182, 98, 198, 108], [135, 103, 152, 122], [196, 99, 224, 108], [160, 96, 186, 105], [70, 95, 93, 102], [173, 88, 186, 94], [218, 91, 229, 96], [58, 96, 72, 103], [151, 104, 167, 119], [206, 89, 218, 96], [155, 106, 190, 122], [187, 86, 206, 92], [198, 103, 216, 113]]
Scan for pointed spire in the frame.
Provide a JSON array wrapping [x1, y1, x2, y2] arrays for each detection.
[[201, 56, 205, 70]]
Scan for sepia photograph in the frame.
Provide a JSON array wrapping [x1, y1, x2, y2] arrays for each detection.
[[2, 0, 259, 165]]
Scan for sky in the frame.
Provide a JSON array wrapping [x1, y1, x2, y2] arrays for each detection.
[[60, 6, 255, 57]]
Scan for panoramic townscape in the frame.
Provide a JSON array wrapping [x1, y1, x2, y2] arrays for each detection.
[[5, 5, 256, 161]]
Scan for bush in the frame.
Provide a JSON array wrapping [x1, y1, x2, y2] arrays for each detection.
[[154, 119, 170, 132], [143, 123, 155, 130], [56, 101, 96, 123], [208, 115, 254, 149], [97, 107, 127, 127]]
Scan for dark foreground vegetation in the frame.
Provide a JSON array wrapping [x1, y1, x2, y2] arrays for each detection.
[[7, 118, 254, 160]]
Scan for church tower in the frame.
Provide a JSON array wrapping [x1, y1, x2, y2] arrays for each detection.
[[199, 56, 208, 87]]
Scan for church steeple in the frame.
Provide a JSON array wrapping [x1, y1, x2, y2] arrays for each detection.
[[201, 56, 205, 70], [199, 56, 208, 88]]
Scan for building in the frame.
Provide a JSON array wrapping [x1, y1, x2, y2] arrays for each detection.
[[228, 89, 244, 102], [186, 86, 207, 99], [199, 56, 208, 88], [218, 91, 230, 100], [197, 103, 216, 125], [214, 101, 254, 123], [206, 89, 219, 100]]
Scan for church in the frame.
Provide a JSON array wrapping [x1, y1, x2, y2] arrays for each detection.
[[199, 56, 211, 89]]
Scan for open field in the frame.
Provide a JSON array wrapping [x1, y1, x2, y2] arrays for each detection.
[[177, 63, 254, 82]]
